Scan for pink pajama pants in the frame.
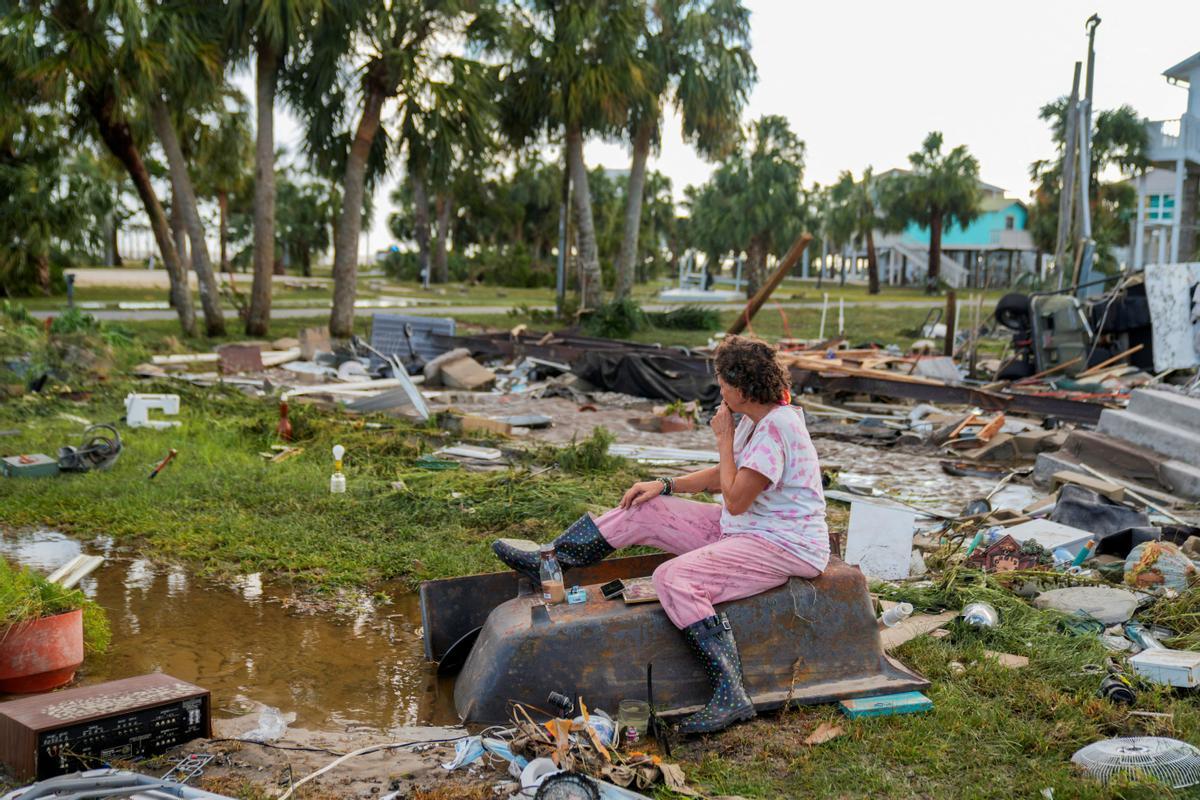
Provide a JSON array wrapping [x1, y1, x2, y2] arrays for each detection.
[[593, 496, 822, 629]]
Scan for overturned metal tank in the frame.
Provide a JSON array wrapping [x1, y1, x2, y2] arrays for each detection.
[[421, 555, 928, 725]]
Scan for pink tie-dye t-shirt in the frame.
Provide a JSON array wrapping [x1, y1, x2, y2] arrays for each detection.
[[719, 405, 829, 571]]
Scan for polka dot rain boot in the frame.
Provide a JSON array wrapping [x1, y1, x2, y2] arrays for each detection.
[[676, 612, 756, 735], [492, 514, 614, 584]]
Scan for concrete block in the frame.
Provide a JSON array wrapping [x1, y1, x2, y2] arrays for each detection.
[[1127, 389, 1200, 432], [1098, 409, 1200, 468]]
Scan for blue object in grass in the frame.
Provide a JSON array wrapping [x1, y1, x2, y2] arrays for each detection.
[[838, 691, 933, 718]]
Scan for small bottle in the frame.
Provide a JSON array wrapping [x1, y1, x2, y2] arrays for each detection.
[[277, 400, 293, 442], [330, 444, 346, 494], [539, 545, 565, 604]]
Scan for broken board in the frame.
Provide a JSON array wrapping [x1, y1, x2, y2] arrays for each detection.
[[843, 502, 916, 580]]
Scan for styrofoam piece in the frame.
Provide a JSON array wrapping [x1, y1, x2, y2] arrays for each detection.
[[843, 502, 915, 580], [124, 393, 181, 429], [434, 445, 504, 461], [1004, 518, 1092, 556]]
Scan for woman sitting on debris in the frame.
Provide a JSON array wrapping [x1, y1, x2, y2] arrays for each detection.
[[493, 335, 829, 734]]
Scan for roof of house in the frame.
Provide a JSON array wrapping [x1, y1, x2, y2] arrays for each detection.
[[980, 196, 1025, 213], [1164, 51, 1200, 83]]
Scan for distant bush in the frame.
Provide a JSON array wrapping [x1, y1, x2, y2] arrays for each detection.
[[582, 298, 648, 338], [646, 305, 720, 330]]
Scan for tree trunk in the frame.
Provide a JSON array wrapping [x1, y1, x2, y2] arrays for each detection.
[[35, 254, 51, 295], [217, 190, 229, 271], [433, 192, 451, 283], [329, 81, 386, 338], [745, 235, 767, 297], [302, 251, 312, 278], [150, 97, 226, 336], [247, 39, 278, 336], [411, 168, 432, 285], [927, 213, 942, 294], [565, 125, 603, 309], [615, 121, 653, 299], [866, 229, 880, 295], [169, 197, 188, 265], [84, 89, 195, 336], [109, 218, 122, 266]]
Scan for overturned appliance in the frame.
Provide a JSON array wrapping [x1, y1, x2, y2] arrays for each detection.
[[421, 555, 928, 725]]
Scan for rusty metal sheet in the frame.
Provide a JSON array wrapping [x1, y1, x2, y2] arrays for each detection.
[[453, 559, 928, 724], [794, 371, 1107, 425], [419, 554, 672, 662]]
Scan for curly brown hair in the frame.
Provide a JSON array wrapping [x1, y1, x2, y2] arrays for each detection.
[[714, 336, 790, 404]]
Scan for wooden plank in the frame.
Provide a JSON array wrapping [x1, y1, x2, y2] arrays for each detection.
[[726, 233, 813, 336]]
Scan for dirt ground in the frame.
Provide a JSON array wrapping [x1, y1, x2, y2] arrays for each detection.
[[168, 716, 480, 799]]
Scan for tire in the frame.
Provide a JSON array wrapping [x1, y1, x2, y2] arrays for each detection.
[[995, 293, 1032, 331]]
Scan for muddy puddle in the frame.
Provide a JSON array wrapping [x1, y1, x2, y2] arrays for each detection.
[[0, 529, 458, 734]]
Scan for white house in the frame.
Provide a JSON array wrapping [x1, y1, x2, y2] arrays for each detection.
[[1134, 51, 1200, 268]]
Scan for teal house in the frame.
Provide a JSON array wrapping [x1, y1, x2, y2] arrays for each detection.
[[866, 171, 1039, 288]]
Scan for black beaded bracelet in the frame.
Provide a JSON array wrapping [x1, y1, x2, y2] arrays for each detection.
[[657, 476, 673, 495]]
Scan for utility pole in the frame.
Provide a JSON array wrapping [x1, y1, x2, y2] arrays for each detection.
[[1054, 62, 1082, 288], [1075, 13, 1101, 298]]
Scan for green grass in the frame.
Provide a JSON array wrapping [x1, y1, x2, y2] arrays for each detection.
[[0, 380, 645, 589]]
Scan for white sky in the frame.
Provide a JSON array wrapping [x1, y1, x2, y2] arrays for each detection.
[[267, 0, 1200, 251]]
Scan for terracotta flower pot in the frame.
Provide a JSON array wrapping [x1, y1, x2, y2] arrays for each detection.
[[0, 608, 84, 693]]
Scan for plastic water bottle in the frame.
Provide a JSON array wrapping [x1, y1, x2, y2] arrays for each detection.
[[330, 444, 346, 494], [539, 545, 565, 604], [879, 602, 914, 628]]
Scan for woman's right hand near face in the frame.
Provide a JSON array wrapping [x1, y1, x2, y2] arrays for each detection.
[[620, 480, 664, 509]]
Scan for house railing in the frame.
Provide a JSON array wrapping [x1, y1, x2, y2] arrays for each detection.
[[1146, 116, 1200, 162]]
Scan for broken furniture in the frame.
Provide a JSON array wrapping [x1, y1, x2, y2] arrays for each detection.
[[124, 394, 180, 430], [423, 555, 928, 725]]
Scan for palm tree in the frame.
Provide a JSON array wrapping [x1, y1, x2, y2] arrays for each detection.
[[829, 168, 884, 295], [684, 115, 805, 296], [287, 0, 492, 336], [883, 132, 981, 294], [275, 170, 333, 277], [193, 91, 254, 278], [226, 0, 319, 335], [396, 58, 498, 287], [4, 0, 198, 334], [497, 0, 648, 310], [615, 0, 755, 299]]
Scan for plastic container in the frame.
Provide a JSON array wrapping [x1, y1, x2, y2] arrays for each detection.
[[617, 699, 650, 742]]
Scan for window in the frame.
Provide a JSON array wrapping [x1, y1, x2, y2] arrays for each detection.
[[1146, 194, 1175, 221], [1005, 215, 1015, 230]]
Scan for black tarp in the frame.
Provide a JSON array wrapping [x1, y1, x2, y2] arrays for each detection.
[[573, 350, 720, 406]]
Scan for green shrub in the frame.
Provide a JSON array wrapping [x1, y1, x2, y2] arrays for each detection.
[[646, 305, 720, 330], [0, 559, 111, 655], [581, 298, 648, 338]]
